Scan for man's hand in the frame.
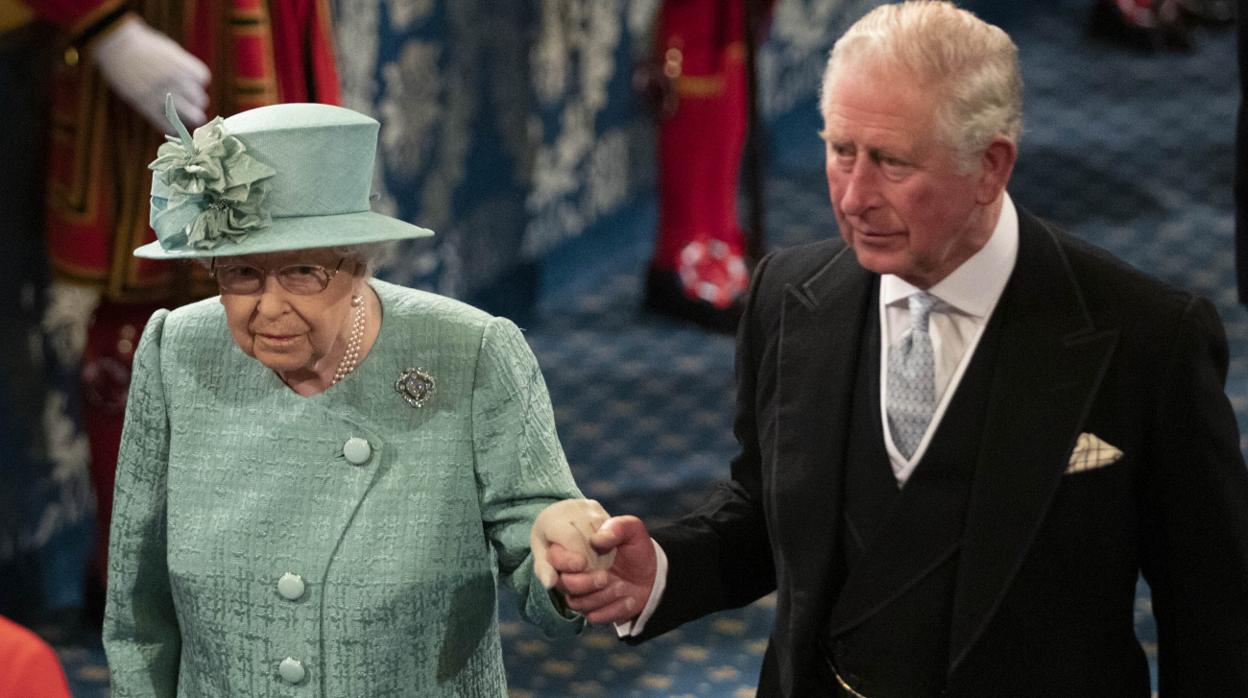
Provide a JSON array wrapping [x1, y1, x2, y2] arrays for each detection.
[[549, 515, 657, 624], [92, 15, 211, 131]]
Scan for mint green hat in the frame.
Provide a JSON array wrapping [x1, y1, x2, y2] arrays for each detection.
[[135, 96, 432, 259]]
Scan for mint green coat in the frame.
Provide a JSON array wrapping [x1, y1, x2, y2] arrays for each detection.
[[103, 280, 584, 697]]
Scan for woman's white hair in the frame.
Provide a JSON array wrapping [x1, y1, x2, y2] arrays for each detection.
[[326, 242, 391, 276], [195, 241, 392, 275], [820, 1, 1023, 170]]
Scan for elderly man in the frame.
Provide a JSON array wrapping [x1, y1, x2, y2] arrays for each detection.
[[552, 2, 1248, 696]]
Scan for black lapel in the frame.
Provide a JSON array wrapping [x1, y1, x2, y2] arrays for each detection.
[[946, 213, 1119, 673], [772, 244, 875, 642]]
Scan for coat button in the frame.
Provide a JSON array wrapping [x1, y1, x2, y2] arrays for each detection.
[[343, 437, 372, 465], [277, 573, 305, 601], [278, 657, 306, 684]]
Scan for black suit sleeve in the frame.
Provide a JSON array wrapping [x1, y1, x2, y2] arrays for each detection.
[[1237, 0, 1248, 305], [1139, 297, 1248, 695], [633, 252, 780, 641]]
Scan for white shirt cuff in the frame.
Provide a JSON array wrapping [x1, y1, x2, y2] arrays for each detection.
[[613, 538, 667, 638]]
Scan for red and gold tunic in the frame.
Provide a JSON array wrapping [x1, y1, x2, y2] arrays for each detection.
[[30, 0, 340, 302], [649, 0, 775, 310]]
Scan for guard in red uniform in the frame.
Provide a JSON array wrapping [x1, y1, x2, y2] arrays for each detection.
[[643, 0, 773, 332], [26, 0, 340, 585]]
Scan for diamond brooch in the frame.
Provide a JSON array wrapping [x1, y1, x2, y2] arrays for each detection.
[[395, 368, 436, 408]]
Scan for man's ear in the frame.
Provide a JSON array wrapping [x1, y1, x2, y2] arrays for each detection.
[[975, 137, 1017, 205]]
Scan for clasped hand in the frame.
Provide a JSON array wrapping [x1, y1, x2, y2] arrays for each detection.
[[530, 499, 658, 625]]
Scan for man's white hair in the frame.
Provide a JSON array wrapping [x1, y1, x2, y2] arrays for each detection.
[[820, 1, 1023, 169]]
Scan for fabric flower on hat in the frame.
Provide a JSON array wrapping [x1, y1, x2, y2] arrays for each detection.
[[183, 183, 272, 248], [149, 117, 231, 195], [148, 96, 276, 249]]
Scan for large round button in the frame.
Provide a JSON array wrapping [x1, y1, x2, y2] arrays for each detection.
[[279, 657, 306, 684], [343, 437, 372, 465], [277, 573, 305, 601]]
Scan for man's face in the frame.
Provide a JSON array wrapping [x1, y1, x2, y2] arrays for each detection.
[[822, 62, 996, 289]]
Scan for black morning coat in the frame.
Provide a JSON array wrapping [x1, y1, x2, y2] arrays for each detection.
[[632, 209, 1248, 697]]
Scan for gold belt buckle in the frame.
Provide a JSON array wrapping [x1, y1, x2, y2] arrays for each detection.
[[833, 667, 871, 698]]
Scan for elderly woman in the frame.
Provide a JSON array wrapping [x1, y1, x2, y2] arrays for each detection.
[[103, 99, 606, 696]]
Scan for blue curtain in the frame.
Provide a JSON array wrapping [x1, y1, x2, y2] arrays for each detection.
[[331, 1, 660, 321], [329, 0, 879, 318]]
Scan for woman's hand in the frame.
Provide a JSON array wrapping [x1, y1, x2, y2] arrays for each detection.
[[530, 498, 616, 589]]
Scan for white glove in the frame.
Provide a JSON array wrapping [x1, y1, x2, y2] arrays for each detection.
[[530, 498, 617, 590], [91, 15, 211, 131]]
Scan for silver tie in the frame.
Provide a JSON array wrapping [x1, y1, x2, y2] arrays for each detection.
[[887, 292, 936, 459]]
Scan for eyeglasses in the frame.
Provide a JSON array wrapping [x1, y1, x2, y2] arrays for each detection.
[[211, 258, 347, 295]]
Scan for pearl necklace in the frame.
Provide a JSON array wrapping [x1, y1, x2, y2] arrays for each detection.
[[331, 294, 366, 386]]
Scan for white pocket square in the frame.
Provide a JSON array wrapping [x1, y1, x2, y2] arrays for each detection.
[[1065, 433, 1123, 474]]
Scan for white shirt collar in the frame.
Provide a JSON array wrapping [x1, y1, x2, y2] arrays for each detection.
[[880, 192, 1019, 318]]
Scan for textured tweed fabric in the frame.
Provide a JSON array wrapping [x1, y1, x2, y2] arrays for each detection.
[[103, 279, 584, 697]]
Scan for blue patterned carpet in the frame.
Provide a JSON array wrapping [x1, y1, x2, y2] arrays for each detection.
[[58, 4, 1246, 696]]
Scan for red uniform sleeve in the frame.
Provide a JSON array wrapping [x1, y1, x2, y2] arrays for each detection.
[[19, 0, 127, 36], [0, 616, 73, 698]]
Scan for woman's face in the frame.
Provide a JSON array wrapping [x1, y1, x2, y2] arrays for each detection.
[[217, 249, 363, 379]]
